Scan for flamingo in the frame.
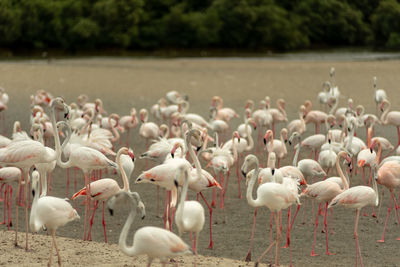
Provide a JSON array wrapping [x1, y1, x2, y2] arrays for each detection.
[[318, 131, 337, 176], [304, 100, 328, 134], [380, 99, 400, 146], [139, 108, 160, 153], [376, 157, 400, 242], [287, 105, 307, 135], [328, 154, 379, 267], [302, 151, 352, 256], [0, 97, 68, 250], [242, 154, 299, 267], [211, 96, 239, 123], [0, 167, 21, 229], [263, 129, 288, 168], [30, 170, 80, 267], [108, 190, 192, 267], [268, 97, 288, 134], [0, 87, 9, 133], [252, 100, 272, 154], [317, 81, 332, 111], [56, 120, 117, 241], [166, 90, 185, 104], [373, 76, 388, 115], [71, 147, 134, 242], [289, 132, 326, 182], [119, 108, 138, 147], [174, 164, 205, 254]]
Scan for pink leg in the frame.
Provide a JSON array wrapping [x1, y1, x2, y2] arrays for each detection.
[[66, 168, 70, 197], [236, 157, 242, 199], [102, 201, 108, 243], [311, 203, 321, 256], [222, 170, 230, 208], [286, 204, 301, 247], [7, 185, 12, 229], [199, 192, 214, 249], [0, 185, 6, 225], [377, 193, 392, 243], [126, 128, 130, 147], [283, 206, 291, 248], [245, 208, 257, 261], [397, 126, 400, 147], [87, 200, 98, 241], [354, 209, 364, 267], [324, 202, 335, 255]]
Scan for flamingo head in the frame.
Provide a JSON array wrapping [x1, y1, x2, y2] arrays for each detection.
[[263, 130, 272, 145], [234, 131, 241, 143]]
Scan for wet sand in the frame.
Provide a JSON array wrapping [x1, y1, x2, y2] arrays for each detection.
[[0, 58, 399, 266]]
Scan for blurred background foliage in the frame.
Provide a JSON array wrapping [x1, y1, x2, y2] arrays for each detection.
[[1, 0, 400, 53]]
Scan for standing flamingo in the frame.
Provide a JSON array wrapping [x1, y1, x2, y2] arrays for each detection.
[[328, 153, 379, 267], [242, 154, 299, 267], [30, 170, 80, 267], [108, 190, 191, 267], [373, 76, 388, 115], [0, 167, 21, 229], [263, 129, 288, 168], [71, 147, 134, 242], [0, 97, 68, 250], [304, 100, 328, 134], [380, 99, 400, 146], [174, 164, 205, 254], [120, 108, 138, 147], [287, 105, 307, 136], [302, 151, 352, 256]]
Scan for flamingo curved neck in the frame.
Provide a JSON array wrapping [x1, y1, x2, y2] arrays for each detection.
[[186, 130, 202, 183], [109, 116, 120, 142], [176, 168, 189, 232], [245, 119, 254, 151], [292, 136, 301, 167], [49, 102, 63, 163], [246, 157, 261, 208], [119, 195, 139, 256], [336, 153, 349, 190], [380, 101, 390, 124], [117, 150, 129, 192], [57, 121, 73, 169]]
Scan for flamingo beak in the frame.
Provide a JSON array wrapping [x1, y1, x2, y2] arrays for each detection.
[[358, 159, 366, 168], [300, 178, 307, 186], [128, 151, 135, 162]]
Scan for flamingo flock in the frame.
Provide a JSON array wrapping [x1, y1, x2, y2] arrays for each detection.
[[0, 68, 399, 267]]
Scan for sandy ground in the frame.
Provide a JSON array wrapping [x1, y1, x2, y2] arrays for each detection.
[[0, 57, 399, 266]]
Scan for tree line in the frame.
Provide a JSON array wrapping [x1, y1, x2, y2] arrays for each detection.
[[1, 0, 400, 53]]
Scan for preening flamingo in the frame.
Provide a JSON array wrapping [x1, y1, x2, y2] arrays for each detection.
[[30, 170, 80, 267], [108, 190, 191, 267], [287, 105, 307, 135], [263, 129, 288, 168], [373, 76, 388, 114], [71, 147, 134, 242]]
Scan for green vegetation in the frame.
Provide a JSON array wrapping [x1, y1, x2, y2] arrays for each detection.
[[1, 0, 400, 53]]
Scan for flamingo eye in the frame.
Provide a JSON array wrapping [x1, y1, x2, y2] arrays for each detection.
[[150, 179, 155, 182]]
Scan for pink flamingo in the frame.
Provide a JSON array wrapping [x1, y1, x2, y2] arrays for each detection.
[[328, 153, 379, 267], [263, 129, 288, 168], [268, 97, 288, 135], [304, 100, 328, 134], [376, 156, 400, 242], [0, 97, 68, 250], [373, 76, 388, 115], [72, 147, 134, 242], [302, 151, 352, 256], [242, 154, 299, 267], [174, 164, 205, 255], [108, 191, 191, 267], [252, 100, 272, 155], [0, 87, 8, 134], [211, 96, 239, 123], [29, 171, 80, 267], [56, 120, 117, 241], [139, 108, 160, 151], [0, 167, 21, 229], [380, 99, 400, 146], [287, 105, 307, 136], [120, 108, 138, 147]]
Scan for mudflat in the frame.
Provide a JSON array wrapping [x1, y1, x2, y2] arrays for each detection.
[[0, 58, 399, 266]]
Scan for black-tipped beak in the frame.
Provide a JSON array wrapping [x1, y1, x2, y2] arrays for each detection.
[[288, 141, 292, 145], [328, 139, 331, 144], [380, 108, 383, 112], [272, 169, 275, 175], [241, 170, 246, 177], [64, 112, 69, 119], [109, 208, 114, 216], [32, 190, 35, 197], [33, 167, 37, 171], [348, 128, 351, 132], [196, 146, 202, 152], [339, 124, 342, 128], [174, 179, 179, 188], [284, 139, 287, 143], [141, 215, 145, 220], [132, 157, 135, 162], [238, 138, 241, 143], [370, 148, 373, 153], [263, 138, 266, 145], [171, 153, 174, 158]]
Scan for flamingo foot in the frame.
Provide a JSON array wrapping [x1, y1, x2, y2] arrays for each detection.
[[372, 212, 377, 218], [310, 252, 318, 257], [363, 212, 368, 217], [245, 251, 251, 262], [211, 200, 216, 208], [207, 240, 214, 249], [376, 239, 385, 243], [325, 251, 335, 255]]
